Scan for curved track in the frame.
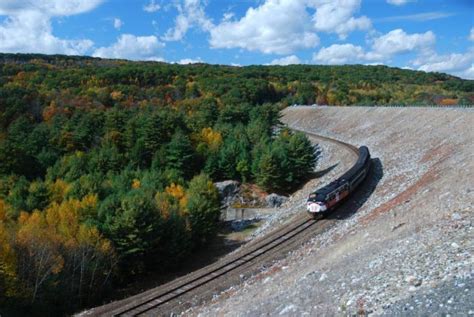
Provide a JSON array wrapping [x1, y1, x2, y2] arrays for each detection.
[[84, 131, 360, 317]]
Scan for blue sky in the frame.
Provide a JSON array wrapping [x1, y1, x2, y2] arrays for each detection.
[[0, 0, 472, 78]]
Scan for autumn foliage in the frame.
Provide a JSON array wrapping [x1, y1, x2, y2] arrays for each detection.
[[23, 53, 458, 314]]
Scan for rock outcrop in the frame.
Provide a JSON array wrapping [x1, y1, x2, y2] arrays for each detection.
[[265, 193, 288, 208], [215, 180, 240, 208]]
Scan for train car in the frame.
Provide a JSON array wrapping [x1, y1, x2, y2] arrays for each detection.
[[306, 146, 370, 218]]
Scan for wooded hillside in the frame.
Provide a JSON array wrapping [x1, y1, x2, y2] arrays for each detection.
[[0, 54, 321, 316], [0, 53, 471, 315]]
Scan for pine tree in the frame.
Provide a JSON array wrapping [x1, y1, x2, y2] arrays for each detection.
[[255, 148, 281, 191], [186, 174, 220, 246], [165, 131, 195, 179], [287, 132, 317, 181]]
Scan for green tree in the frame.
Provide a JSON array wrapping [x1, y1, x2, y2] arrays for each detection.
[[287, 132, 317, 181], [165, 131, 195, 179], [186, 174, 220, 246], [254, 147, 281, 191], [104, 189, 160, 271], [25, 181, 50, 212]]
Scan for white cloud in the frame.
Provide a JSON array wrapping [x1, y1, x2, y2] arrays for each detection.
[[113, 18, 123, 30], [93, 34, 165, 61], [163, 0, 213, 41], [312, 28, 437, 65], [0, 0, 102, 55], [269, 55, 302, 65], [313, 43, 374, 64], [210, 0, 319, 55], [386, 0, 410, 6], [310, 0, 371, 39], [377, 11, 454, 23], [470, 27, 474, 41], [143, 0, 160, 13], [413, 49, 474, 79], [222, 12, 234, 22], [0, 0, 104, 16], [176, 58, 203, 64], [371, 29, 435, 56], [209, 0, 371, 54]]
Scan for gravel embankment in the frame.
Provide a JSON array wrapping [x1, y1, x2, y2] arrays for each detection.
[[247, 133, 356, 240], [185, 106, 474, 316]]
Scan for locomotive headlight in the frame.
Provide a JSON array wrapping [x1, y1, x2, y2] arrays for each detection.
[[307, 202, 320, 212]]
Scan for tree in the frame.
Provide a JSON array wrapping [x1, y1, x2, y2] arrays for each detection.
[[88, 144, 123, 174], [165, 131, 195, 179], [0, 221, 21, 306], [217, 126, 250, 180], [15, 211, 64, 304], [287, 132, 317, 181], [254, 147, 281, 191], [12, 196, 114, 309], [104, 189, 160, 272], [25, 181, 50, 212], [5, 176, 29, 217], [186, 174, 220, 246]]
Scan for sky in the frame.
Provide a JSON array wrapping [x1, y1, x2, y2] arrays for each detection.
[[0, 0, 473, 79]]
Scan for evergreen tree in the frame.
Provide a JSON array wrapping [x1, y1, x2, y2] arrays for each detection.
[[186, 174, 220, 246], [165, 131, 195, 179], [255, 148, 281, 191], [105, 189, 160, 271], [25, 181, 50, 212], [287, 132, 317, 181]]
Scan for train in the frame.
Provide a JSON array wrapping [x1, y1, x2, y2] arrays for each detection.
[[306, 146, 371, 218]]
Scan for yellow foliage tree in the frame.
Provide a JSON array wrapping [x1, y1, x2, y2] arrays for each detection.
[[110, 90, 123, 101], [16, 211, 64, 302], [165, 183, 188, 211], [48, 179, 71, 204], [132, 178, 141, 189], [10, 195, 113, 304], [201, 127, 223, 151], [0, 199, 7, 222], [155, 192, 172, 220]]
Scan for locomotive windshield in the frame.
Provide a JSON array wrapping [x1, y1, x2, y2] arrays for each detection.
[[308, 193, 325, 202]]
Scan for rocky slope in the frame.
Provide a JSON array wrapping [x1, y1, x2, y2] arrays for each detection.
[[186, 106, 474, 316]]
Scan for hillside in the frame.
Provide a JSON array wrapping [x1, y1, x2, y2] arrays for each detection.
[[1, 53, 473, 117], [187, 106, 474, 316]]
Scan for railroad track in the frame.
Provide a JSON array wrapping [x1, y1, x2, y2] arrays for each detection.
[[84, 130, 360, 317], [292, 128, 359, 156]]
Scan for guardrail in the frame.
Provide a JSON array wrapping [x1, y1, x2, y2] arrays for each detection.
[[292, 104, 474, 108]]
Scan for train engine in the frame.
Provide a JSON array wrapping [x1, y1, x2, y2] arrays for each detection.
[[307, 146, 371, 218]]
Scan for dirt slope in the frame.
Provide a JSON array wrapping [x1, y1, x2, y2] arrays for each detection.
[[186, 106, 474, 316]]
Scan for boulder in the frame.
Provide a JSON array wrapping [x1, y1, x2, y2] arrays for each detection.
[[214, 180, 240, 207], [265, 193, 288, 208]]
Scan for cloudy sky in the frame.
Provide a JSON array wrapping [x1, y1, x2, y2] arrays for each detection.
[[0, 0, 472, 78]]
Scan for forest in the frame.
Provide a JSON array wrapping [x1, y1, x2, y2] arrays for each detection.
[[0, 54, 320, 315], [0, 53, 472, 315]]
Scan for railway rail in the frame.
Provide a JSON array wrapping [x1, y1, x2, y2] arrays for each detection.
[[84, 130, 362, 317]]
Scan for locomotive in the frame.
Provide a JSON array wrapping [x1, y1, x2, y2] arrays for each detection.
[[307, 146, 371, 218]]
